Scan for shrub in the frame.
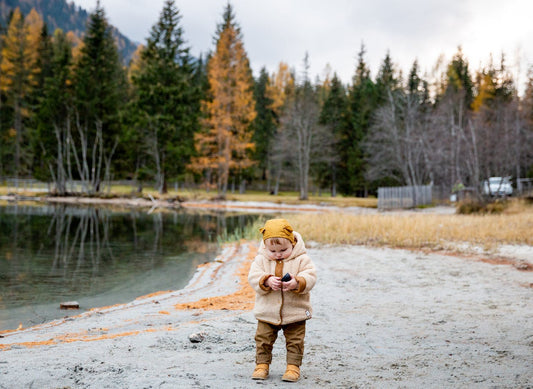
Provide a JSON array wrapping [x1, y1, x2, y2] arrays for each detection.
[[456, 198, 509, 215], [456, 199, 486, 214]]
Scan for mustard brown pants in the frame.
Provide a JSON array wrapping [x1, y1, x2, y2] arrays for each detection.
[[255, 320, 306, 366]]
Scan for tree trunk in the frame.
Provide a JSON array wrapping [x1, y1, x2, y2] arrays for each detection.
[[53, 124, 66, 195], [14, 98, 21, 181], [331, 163, 337, 197]]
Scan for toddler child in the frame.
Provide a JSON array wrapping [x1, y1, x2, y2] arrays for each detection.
[[248, 218, 317, 382]]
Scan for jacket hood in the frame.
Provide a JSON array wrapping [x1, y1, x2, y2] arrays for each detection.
[[258, 231, 306, 261]]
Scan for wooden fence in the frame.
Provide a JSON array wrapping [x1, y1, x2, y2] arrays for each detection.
[[4, 178, 50, 192], [517, 178, 533, 197], [378, 185, 433, 210], [4, 178, 89, 193], [2, 179, 207, 194]]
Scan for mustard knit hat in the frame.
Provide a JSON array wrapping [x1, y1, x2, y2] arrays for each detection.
[[259, 218, 295, 244]]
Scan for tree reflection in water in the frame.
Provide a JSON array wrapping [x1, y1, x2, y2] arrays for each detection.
[[0, 204, 263, 330]]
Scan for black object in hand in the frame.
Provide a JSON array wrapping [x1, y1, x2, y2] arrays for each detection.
[[281, 273, 291, 282]]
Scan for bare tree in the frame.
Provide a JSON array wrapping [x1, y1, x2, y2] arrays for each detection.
[[365, 53, 533, 198], [428, 86, 470, 190], [366, 89, 431, 187], [471, 98, 531, 187], [41, 113, 72, 196], [269, 126, 297, 195], [278, 77, 331, 200], [66, 115, 117, 194]]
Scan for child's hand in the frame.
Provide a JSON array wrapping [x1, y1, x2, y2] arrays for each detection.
[[265, 276, 282, 291], [282, 274, 299, 291]]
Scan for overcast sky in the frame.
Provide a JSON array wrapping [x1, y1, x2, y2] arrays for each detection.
[[71, 0, 532, 89]]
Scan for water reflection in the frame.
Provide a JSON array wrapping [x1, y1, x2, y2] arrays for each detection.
[[0, 204, 263, 330]]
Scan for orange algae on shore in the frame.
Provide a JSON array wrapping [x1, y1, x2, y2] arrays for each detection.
[[174, 243, 257, 311], [0, 242, 257, 351], [0, 328, 167, 351], [0, 323, 23, 336], [136, 290, 175, 300]]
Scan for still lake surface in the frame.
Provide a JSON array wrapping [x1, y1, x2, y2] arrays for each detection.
[[0, 204, 265, 331]]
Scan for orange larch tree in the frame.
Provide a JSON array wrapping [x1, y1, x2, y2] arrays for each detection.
[[0, 7, 42, 179], [264, 61, 295, 194], [266, 61, 295, 118], [190, 4, 256, 195]]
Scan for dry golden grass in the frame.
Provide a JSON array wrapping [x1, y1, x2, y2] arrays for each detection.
[[286, 202, 533, 249]]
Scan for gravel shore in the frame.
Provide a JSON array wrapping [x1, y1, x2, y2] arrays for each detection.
[[1, 241, 532, 388]]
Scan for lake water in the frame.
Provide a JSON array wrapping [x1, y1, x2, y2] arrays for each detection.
[[0, 204, 265, 331]]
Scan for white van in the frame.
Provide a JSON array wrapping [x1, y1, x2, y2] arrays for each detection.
[[482, 177, 513, 196]]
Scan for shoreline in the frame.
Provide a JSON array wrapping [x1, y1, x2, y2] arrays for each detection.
[[0, 193, 382, 214], [1, 240, 532, 387], [0, 242, 255, 344]]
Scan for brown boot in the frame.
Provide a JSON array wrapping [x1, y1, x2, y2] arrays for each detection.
[[282, 364, 300, 382], [251, 363, 269, 380]]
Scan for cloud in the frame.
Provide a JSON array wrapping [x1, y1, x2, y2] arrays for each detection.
[[72, 0, 533, 88]]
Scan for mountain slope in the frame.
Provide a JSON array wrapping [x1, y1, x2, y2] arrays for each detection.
[[0, 0, 137, 63]]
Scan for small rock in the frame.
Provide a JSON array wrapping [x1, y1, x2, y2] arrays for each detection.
[[514, 261, 531, 271], [189, 332, 207, 343], [60, 301, 79, 310]]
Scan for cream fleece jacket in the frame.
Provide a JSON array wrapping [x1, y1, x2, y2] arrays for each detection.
[[248, 231, 317, 325]]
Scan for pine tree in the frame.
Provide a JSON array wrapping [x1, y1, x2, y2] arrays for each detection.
[[344, 44, 378, 195], [130, 0, 200, 193], [317, 73, 347, 196], [445, 48, 474, 109], [34, 29, 74, 193], [375, 51, 400, 105], [38, 25, 53, 81], [252, 67, 276, 185], [72, 1, 127, 193], [407, 59, 430, 107], [190, 3, 256, 196], [472, 53, 515, 112], [31, 21, 53, 181]]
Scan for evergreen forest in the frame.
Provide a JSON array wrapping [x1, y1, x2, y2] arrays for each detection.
[[1, 0, 532, 199]]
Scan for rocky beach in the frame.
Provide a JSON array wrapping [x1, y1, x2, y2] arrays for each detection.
[[1, 236, 532, 388]]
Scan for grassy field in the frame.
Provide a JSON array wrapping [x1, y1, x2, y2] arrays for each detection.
[[243, 199, 533, 250], [294, 211, 532, 247]]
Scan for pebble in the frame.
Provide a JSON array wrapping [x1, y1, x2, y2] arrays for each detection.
[[189, 332, 207, 343]]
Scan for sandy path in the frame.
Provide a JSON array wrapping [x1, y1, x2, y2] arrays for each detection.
[[1, 242, 532, 388]]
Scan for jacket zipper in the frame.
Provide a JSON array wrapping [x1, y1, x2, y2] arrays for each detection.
[[278, 260, 283, 324]]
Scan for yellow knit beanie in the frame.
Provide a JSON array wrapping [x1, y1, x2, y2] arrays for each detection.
[[259, 218, 295, 244]]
